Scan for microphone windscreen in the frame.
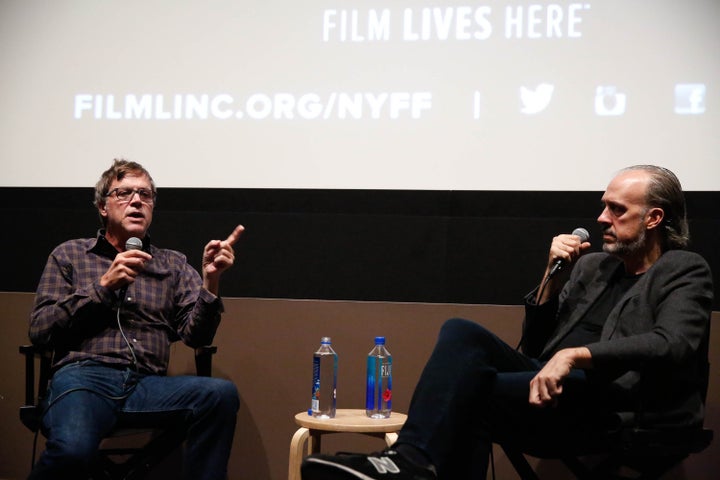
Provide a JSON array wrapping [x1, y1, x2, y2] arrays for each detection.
[[125, 237, 143, 251], [572, 227, 590, 243]]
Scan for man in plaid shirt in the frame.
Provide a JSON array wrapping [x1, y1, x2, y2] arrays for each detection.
[[28, 159, 244, 480]]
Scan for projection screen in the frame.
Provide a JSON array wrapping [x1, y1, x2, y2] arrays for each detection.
[[1, 0, 718, 190]]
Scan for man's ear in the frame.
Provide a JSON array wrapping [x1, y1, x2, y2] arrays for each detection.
[[646, 207, 665, 230]]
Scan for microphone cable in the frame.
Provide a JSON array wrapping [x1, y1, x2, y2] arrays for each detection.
[[117, 297, 138, 369]]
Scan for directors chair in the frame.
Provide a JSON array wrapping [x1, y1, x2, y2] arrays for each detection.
[[20, 344, 217, 480], [497, 326, 714, 480], [499, 415, 713, 480]]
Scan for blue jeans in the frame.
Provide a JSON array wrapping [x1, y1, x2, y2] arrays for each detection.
[[29, 361, 239, 480], [397, 318, 612, 479]]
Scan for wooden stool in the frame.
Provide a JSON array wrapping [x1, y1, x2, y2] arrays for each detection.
[[288, 408, 407, 480]]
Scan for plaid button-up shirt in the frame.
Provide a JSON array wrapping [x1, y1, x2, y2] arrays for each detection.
[[30, 231, 224, 374]]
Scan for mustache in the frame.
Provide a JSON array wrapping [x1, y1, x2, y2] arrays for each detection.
[[602, 231, 618, 242]]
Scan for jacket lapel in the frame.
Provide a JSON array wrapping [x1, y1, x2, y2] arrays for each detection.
[[601, 271, 647, 340], [540, 257, 623, 358]]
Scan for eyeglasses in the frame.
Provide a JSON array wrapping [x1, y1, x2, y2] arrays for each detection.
[[105, 187, 156, 204]]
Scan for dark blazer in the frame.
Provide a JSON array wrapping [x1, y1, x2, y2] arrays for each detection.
[[523, 250, 714, 428]]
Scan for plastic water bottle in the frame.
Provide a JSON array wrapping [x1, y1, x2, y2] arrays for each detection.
[[311, 337, 337, 418], [366, 336, 392, 418]]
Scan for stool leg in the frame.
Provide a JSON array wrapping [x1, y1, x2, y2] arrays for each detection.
[[308, 430, 322, 454], [385, 432, 399, 447], [289, 427, 310, 480]]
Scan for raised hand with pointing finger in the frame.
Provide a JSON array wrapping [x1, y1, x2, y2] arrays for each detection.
[[202, 224, 245, 294]]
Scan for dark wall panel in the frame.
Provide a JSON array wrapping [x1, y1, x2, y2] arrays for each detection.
[[2, 188, 718, 309]]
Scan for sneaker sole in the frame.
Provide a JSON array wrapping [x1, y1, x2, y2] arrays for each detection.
[[302, 457, 380, 480]]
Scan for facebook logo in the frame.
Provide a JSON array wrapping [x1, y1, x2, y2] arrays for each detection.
[[674, 84, 706, 114]]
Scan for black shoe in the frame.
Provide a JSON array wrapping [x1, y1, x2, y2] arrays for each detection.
[[301, 449, 437, 480]]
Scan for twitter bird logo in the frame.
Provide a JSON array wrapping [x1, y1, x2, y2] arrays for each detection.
[[520, 83, 554, 114]]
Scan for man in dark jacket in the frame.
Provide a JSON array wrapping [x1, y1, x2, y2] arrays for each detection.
[[301, 165, 714, 480]]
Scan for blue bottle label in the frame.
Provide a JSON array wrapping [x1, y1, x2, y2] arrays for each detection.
[[312, 356, 321, 412], [366, 356, 392, 413]]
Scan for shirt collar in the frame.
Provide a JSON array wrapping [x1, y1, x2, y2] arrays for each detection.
[[89, 229, 152, 258]]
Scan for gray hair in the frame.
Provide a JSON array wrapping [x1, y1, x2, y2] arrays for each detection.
[[620, 165, 689, 250]]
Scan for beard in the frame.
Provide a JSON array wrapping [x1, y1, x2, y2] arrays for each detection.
[[602, 224, 647, 257]]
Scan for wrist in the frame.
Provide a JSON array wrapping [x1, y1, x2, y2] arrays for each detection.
[[203, 275, 219, 296], [563, 347, 592, 369]]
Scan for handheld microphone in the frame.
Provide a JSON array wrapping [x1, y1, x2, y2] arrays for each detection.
[[547, 227, 589, 279], [125, 237, 143, 251], [118, 237, 143, 302], [118, 237, 142, 367]]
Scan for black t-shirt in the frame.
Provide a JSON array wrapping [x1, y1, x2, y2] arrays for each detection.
[[552, 270, 643, 353]]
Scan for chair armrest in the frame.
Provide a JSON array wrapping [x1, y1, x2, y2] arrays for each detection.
[[19, 345, 53, 406], [194, 345, 217, 377], [19, 345, 53, 432]]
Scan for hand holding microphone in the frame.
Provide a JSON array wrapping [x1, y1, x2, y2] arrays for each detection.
[[534, 228, 591, 306], [546, 227, 591, 279], [100, 237, 152, 300], [117, 237, 145, 301]]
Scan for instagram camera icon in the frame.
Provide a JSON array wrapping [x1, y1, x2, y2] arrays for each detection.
[[595, 86, 627, 116]]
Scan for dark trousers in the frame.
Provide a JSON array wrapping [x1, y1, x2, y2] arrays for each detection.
[[397, 318, 611, 479], [29, 361, 239, 480]]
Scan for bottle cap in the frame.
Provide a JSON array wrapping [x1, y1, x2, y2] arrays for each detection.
[[374, 336, 385, 345], [321, 337, 331, 344]]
